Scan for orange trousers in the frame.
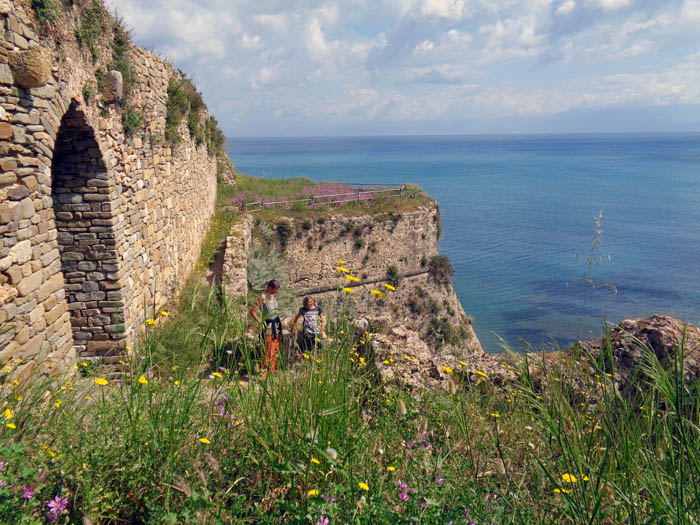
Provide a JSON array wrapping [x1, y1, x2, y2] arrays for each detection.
[[263, 334, 279, 374]]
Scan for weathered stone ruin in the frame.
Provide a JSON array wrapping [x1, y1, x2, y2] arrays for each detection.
[[0, 1, 218, 380]]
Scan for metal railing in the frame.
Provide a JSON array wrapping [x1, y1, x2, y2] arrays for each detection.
[[244, 183, 406, 212]]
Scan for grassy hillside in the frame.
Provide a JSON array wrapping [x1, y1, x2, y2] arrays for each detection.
[[1, 180, 698, 523]]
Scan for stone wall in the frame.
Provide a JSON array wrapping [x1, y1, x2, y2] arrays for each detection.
[[0, 0, 218, 379], [222, 215, 252, 301]]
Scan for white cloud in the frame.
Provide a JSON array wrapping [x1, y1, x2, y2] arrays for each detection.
[[104, 0, 700, 135], [556, 0, 576, 15], [420, 0, 465, 19]]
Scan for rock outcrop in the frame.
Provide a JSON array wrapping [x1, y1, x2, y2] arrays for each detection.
[[370, 315, 700, 401]]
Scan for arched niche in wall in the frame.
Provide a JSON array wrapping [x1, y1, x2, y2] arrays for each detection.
[[51, 101, 126, 359]]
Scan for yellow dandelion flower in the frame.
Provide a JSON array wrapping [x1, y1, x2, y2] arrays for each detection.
[[582, 475, 590, 481], [160, 310, 168, 316], [199, 437, 211, 444], [561, 473, 577, 483], [338, 259, 345, 264], [308, 489, 319, 496], [118, 360, 126, 365], [474, 370, 487, 378], [302, 353, 310, 359], [311, 458, 320, 464], [442, 366, 453, 374], [554, 488, 570, 494], [138, 376, 148, 385], [94, 378, 109, 386], [6, 423, 16, 429], [336, 266, 349, 273], [80, 362, 88, 367], [387, 466, 396, 471], [458, 360, 468, 366], [211, 372, 223, 379], [489, 412, 500, 418], [358, 481, 369, 491], [145, 318, 156, 326], [3, 408, 13, 420], [174, 380, 180, 386], [342, 287, 354, 293], [346, 275, 360, 282], [384, 284, 396, 291], [54, 400, 62, 408], [370, 289, 384, 297], [3, 366, 12, 371], [382, 360, 390, 365], [126, 345, 132, 353]]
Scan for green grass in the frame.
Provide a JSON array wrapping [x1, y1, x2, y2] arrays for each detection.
[[1, 296, 698, 523], [1, 183, 698, 523], [231, 175, 434, 221]]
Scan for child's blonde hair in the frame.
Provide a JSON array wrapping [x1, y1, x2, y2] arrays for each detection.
[[303, 296, 316, 309]]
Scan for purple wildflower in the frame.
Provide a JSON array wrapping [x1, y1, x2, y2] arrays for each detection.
[[408, 454, 414, 461], [435, 476, 444, 486], [0, 479, 5, 487], [397, 479, 409, 491], [320, 493, 336, 503], [425, 443, 431, 450], [0, 461, 5, 471], [406, 441, 414, 450], [23, 485, 34, 499], [465, 508, 470, 517], [421, 501, 427, 509], [317, 515, 330, 525], [47, 512, 56, 523], [47, 495, 69, 518], [399, 491, 409, 501]]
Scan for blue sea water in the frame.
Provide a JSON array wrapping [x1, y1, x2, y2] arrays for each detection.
[[226, 134, 700, 353]]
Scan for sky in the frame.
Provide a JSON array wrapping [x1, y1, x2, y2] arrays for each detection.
[[104, 0, 700, 137]]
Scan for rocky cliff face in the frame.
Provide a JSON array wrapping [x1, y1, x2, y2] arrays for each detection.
[[234, 204, 482, 356]]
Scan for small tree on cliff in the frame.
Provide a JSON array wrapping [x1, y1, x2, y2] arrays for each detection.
[[427, 255, 454, 287]]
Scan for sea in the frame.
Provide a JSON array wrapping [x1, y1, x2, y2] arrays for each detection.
[[225, 134, 700, 354]]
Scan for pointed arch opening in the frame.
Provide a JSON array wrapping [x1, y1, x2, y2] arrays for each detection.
[[51, 102, 126, 358]]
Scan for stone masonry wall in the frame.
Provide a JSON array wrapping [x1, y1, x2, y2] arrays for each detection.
[[0, 0, 217, 380], [222, 215, 252, 302]]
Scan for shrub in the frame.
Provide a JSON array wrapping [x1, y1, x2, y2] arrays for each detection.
[[75, 0, 109, 62], [275, 222, 293, 248], [387, 265, 400, 287], [302, 219, 312, 230], [108, 18, 135, 99], [82, 82, 95, 104], [428, 316, 458, 346], [123, 107, 143, 135], [427, 255, 454, 286], [31, 0, 59, 22]]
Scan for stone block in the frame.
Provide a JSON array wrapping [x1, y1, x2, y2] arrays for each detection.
[[9, 239, 31, 264], [6, 265, 22, 285], [0, 283, 18, 306], [6, 184, 29, 200], [16, 270, 42, 296], [20, 197, 34, 219], [8, 46, 51, 88], [0, 172, 17, 186], [44, 300, 67, 326]]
